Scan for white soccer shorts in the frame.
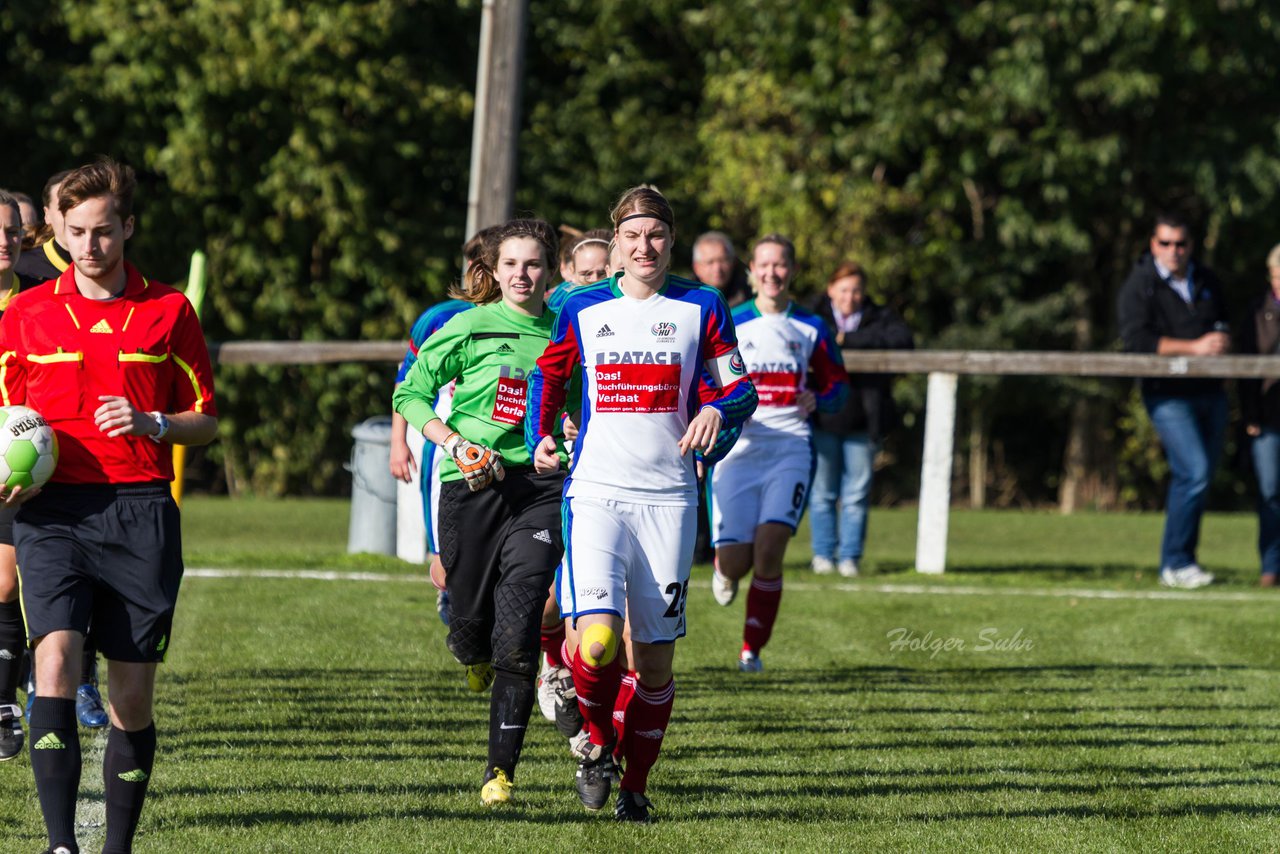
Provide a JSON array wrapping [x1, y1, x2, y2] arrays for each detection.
[[709, 440, 813, 544], [561, 496, 696, 644]]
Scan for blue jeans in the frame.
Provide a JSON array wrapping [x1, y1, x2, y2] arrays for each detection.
[[1250, 428, 1280, 577], [1143, 390, 1228, 570], [809, 429, 875, 561]]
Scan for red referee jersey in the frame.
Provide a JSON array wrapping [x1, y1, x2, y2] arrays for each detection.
[[0, 262, 217, 484]]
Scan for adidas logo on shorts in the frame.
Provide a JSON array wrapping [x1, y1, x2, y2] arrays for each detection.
[[596, 324, 614, 338], [532, 529, 552, 544], [496, 343, 515, 354]]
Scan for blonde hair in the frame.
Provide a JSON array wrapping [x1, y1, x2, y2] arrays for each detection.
[[1268, 243, 1280, 272], [610, 186, 675, 234]]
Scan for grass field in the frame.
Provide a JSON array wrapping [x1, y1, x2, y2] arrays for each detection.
[[1, 499, 1277, 852]]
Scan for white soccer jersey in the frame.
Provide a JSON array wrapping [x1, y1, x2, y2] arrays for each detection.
[[527, 274, 757, 506], [731, 300, 848, 445]]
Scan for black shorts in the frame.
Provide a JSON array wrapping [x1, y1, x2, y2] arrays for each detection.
[[438, 468, 565, 667], [15, 482, 183, 662], [0, 504, 15, 547]]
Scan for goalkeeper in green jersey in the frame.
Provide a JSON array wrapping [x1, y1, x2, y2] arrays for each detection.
[[392, 218, 569, 807]]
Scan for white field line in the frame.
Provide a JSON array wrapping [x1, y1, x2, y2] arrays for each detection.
[[77, 727, 108, 847], [184, 568, 1272, 604]]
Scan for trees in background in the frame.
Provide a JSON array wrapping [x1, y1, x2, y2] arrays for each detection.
[[2, 0, 1278, 503]]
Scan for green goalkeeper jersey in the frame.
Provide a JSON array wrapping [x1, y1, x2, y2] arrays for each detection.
[[393, 300, 568, 482]]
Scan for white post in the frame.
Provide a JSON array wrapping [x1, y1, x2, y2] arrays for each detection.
[[395, 427, 428, 564], [916, 371, 958, 574]]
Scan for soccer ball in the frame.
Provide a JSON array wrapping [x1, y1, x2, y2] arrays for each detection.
[[0, 405, 58, 490]]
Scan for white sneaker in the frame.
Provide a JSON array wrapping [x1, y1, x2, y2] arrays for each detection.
[[535, 659, 557, 722], [838, 558, 860, 578], [1159, 564, 1214, 589], [711, 568, 738, 606], [811, 556, 835, 575], [738, 649, 763, 673]]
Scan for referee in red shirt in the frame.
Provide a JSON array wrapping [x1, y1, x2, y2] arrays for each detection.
[[0, 158, 217, 854]]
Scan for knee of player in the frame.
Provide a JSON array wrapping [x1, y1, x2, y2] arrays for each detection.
[[579, 622, 620, 667]]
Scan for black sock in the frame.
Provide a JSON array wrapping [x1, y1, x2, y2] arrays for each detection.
[[0, 599, 23, 704], [103, 723, 157, 854], [79, 637, 97, 686], [486, 669, 535, 780], [29, 696, 81, 851]]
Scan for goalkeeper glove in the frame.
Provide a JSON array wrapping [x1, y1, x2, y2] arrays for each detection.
[[442, 432, 505, 491]]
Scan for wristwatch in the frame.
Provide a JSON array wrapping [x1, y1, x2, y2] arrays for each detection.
[[148, 411, 170, 443]]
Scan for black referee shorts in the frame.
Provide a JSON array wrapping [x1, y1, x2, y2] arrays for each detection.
[[15, 482, 183, 663], [0, 504, 15, 547], [438, 467, 565, 675]]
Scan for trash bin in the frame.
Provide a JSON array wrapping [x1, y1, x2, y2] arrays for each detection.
[[347, 416, 397, 555]]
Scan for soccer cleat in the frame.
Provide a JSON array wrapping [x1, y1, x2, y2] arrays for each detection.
[[481, 767, 514, 806], [1159, 564, 1214, 589], [436, 589, 451, 627], [568, 728, 590, 757], [811, 556, 835, 575], [615, 788, 656, 823], [573, 738, 617, 811], [738, 649, 763, 673], [711, 568, 738, 606], [76, 683, 109, 729], [0, 703, 23, 761], [465, 662, 495, 693], [535, 659, 557, 722], [43, 848, 75, 854], [838, 558, 860, 578], [546, 667, 584, 739]]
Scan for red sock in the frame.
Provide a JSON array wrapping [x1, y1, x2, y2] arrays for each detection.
[[620, 677, 674, 794], [572, 647, 622, 747], [612, 671, 637, 762], [541, 623, 567, 669], [743, 575, 783, 654]]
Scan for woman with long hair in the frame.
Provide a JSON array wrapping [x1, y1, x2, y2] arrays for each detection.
[[393, 218, 569, 807]]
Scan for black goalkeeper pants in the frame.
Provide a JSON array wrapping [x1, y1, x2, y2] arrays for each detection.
[[438, 467, 566, 677]]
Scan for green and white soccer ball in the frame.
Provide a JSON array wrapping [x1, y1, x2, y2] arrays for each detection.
[[0, 405, 58, 490]]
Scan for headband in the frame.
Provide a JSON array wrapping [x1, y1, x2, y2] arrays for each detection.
[[617, 212, 673, 228], [571, 238, 610, 256]]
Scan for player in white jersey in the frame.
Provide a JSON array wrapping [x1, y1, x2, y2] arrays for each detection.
[[708, 235, 848, 672], [527, 186, 757, 823]]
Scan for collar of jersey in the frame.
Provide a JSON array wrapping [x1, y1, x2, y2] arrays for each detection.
[[608, 270, 670, 300], [745, 297, 795, 318], [53, 260, 150, 298], [44, 240, 71, 272], [493, 297, 552, 330]]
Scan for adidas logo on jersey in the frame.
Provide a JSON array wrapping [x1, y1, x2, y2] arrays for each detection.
[[496, 343, 515, 354], [90, 319, 114, 334], [596, 324, 614, 337], [613, 710, 625, 723], [532, 529, 552, 544]]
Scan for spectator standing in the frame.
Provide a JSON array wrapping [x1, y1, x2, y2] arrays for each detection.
[[1237, 243, 1280, 587], [808, 262, 913, 577], [1117, 213, 1230, 589]]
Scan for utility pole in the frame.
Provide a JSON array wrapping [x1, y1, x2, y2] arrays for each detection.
[[464, 0, 529, 239]]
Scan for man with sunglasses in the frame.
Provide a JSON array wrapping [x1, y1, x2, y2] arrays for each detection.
[[1118, 213, 1230, 589]]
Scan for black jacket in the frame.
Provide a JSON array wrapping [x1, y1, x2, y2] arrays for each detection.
[[15, 239, 71, 291], [810, 297, 914, 440], [1237, 292, 1280, 430], [1116, 254, 1229, 397]]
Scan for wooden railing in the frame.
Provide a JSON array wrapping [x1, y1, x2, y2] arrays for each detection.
[[209, 342, 1280, 573]]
